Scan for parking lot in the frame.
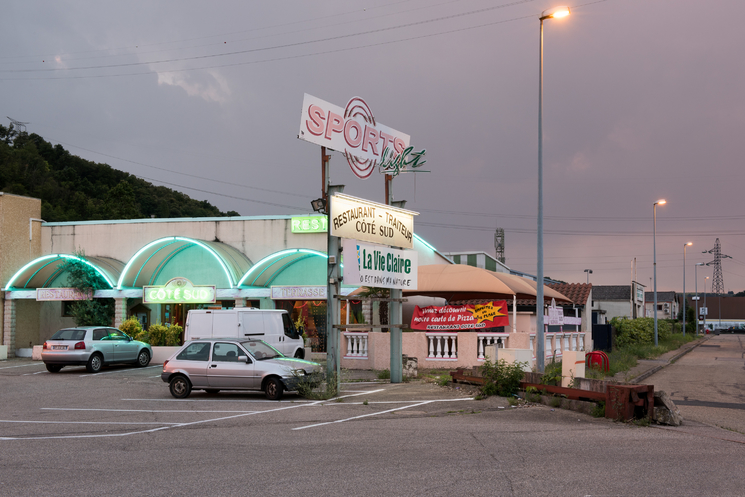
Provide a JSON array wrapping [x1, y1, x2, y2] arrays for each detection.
[[2, 358, 745, 496]]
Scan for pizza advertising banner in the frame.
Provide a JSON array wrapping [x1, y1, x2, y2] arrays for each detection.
[[411, 301, 509, 331]]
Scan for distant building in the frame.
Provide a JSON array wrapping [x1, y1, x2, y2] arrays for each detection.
[[443, 251, 510, 273], [592, 283, 646, 322], [644, 291, 678, 320]]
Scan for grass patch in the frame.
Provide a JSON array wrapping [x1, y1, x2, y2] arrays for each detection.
[[376, 369, 391, 380]]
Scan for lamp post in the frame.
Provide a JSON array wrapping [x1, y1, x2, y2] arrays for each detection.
[[695, 262, 704, 334], [704, 276, 709, 332], [584, 269, 593, 284], [653, 199, 666, 346], [682, 242, 692, 336], [536, 5, 570, 373]]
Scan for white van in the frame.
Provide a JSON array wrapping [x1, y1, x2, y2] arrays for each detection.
[[184, 308, 305, 359]]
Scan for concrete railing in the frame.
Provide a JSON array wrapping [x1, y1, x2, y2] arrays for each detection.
[[343, 332, 368, 359], [477, 333, 509, 360], [426, 332, 458, 360]]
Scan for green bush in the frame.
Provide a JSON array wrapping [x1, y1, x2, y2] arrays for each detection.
[[479, 359, 527, 397], [135, 323, 183, 346], [119, 316, 143, 338], [611, 317, 673, 347], [541, 359, 562, 386]]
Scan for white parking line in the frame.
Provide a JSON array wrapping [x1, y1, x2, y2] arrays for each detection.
[[23, 371, 48, 376], [0, 419, 182, 425], [0, 363, 45, 370], [0, 401, 319, 441], [292, 397, 476, 431], [80, 365, 161, 377], [43, 408, 260, 414]]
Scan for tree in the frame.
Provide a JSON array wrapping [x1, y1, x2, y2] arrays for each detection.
[[58, 251, 114, 326]]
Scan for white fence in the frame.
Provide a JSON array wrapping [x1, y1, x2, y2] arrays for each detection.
[[529, 332, 585, 361]]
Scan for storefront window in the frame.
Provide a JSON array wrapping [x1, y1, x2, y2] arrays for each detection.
[[276, 300, 327, 352]]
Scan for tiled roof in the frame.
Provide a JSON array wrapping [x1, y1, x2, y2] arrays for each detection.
[[645, 291, 676, 302], [547, 283, 591, 306], [593, 285, 631, 301]]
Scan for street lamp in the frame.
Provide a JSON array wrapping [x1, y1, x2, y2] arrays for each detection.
[[695, 262, 704, 334], [682, 242, 692, 336], [584, 269, 593, 284], [536, 5, 570, 374], [703, 276, 710, 332], [653, 199, 666, 346]]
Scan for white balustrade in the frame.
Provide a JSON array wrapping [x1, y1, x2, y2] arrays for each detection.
[[579, 333, 585, 351], [426, 333, 458, 360], [571, 333, 578, 351], [477, 333, 509, 360], [530, 334, 536, 358], [545, 335, 553, 360], [343, 332, 368, 359], [563, 334, 570, 353]]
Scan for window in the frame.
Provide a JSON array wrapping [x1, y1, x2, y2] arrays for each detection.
[[282, 313, 300, 340], [211, 342, 244, 362], [176, 342, 211, 361]]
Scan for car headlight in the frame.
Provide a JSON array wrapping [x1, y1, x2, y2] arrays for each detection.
[[292, 369, 307, 376]]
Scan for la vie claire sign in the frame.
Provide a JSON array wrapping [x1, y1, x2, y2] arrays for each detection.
[[342, 239, 417, 290], [331, 193, 417, 249], [298, 94, 411, 179]]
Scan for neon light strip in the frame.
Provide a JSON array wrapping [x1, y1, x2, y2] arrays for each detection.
[[118, 237, 235, 289], [4, 255, 114, 290], [237, 249, 327, 287], [133, 240, 179, 287], [414, 233, 436, 252]]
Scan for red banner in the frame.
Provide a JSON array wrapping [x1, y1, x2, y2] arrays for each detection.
[[410, 301, 509, 331]]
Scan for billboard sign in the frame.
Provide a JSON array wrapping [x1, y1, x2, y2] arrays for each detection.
[[411, 301, 510, 331], [342, 239, 417, 290], [36, 288, 92, 301], [291, 216, 327, 233], [298, 94, 411, 179], [331, 194, 416, 249]]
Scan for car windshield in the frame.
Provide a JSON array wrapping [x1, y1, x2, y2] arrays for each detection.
[[240, 340, 283, 361], [50, 328, 87, 341]]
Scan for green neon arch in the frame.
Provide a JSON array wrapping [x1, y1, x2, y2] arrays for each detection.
[[117, 236, 237, 289], [237, 249, 328, 287], [4, 254, 115, 290]]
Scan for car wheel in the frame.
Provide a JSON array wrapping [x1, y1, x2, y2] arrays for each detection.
[[45, 364, 63, 373], [205, 389, 220, 394], [136, 349, 151, 367], [264, 377, 284, 401], [294, 349, 304, 359], [169, 376, 192, 399], [86, 354, 103, 374]]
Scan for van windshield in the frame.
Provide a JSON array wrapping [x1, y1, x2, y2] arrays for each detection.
[[240, 340, 283, 360]]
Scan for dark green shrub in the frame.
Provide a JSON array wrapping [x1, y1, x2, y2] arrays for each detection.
[[479, 359, 527, 397], [541, 359, 562, 386]]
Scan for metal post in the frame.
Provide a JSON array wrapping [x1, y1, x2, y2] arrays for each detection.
[[695, 263, 701, 334], [387, 176, 403, 384], [536, 16, 545, 373], [326, 184, 344, 392], [704, 277, 708, 332], [683, 244, 688, 336], [653, 202, 659, 346]]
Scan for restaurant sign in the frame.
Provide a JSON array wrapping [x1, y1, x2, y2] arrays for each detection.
[[291, 216, 328, 233], [298, 94, 411, 179], [271, 286, 327, 300], [36, 288, 92, 301], [143, 277, 216, 304], [342, 239, 417, 290], [331, 193, 417, 249], [411, 302, 509, 331]]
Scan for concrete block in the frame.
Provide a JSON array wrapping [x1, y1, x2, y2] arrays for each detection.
[[496, 348, 533, 372], [0, 345, 7, 360], [562, 350, 585, 388], [15, 348, 32, 358], [32, 345, 43, 361], [653, 390, 683, 426]]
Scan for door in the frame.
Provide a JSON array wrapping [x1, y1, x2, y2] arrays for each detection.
[[109, 329, 139, 362], [92, 328, 116, 363], [173, 342, 211, 388], [207, 342, 257, 389]]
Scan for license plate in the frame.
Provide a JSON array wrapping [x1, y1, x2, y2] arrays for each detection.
[[52, 345, 67, 350]]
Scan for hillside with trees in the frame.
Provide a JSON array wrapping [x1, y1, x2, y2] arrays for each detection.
[[0, 124, 239, 221]]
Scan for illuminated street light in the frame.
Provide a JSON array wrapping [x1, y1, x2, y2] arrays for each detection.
[[536, 6, 570, 373], [653, 199, 666, 346]]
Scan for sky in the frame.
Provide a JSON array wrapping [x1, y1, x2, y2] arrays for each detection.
[[2, 0, 744, 293]]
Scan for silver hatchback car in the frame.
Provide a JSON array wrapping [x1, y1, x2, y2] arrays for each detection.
[[161, 338, 321, 400], [42, 326, 153, 373]]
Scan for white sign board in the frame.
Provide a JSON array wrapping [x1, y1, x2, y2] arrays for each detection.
[[36, 288, 92, 301], [563, 316, 582, 326], [547, 306, 564, 326], [331, 193, 417, 249], [271, 286, 327, 300], [298, 94, 411, 179], [700, 307, 708, 316], [343, 239, 417, 290]]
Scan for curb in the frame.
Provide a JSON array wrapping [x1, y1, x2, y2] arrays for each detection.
[[630, 336, 711, 384]]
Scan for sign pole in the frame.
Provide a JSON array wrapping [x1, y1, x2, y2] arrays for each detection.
[[326, 184, 344, 393], [387, 176, 403, 384]]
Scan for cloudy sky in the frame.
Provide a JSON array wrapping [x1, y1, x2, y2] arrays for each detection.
[[3, 0, 744, 293]]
